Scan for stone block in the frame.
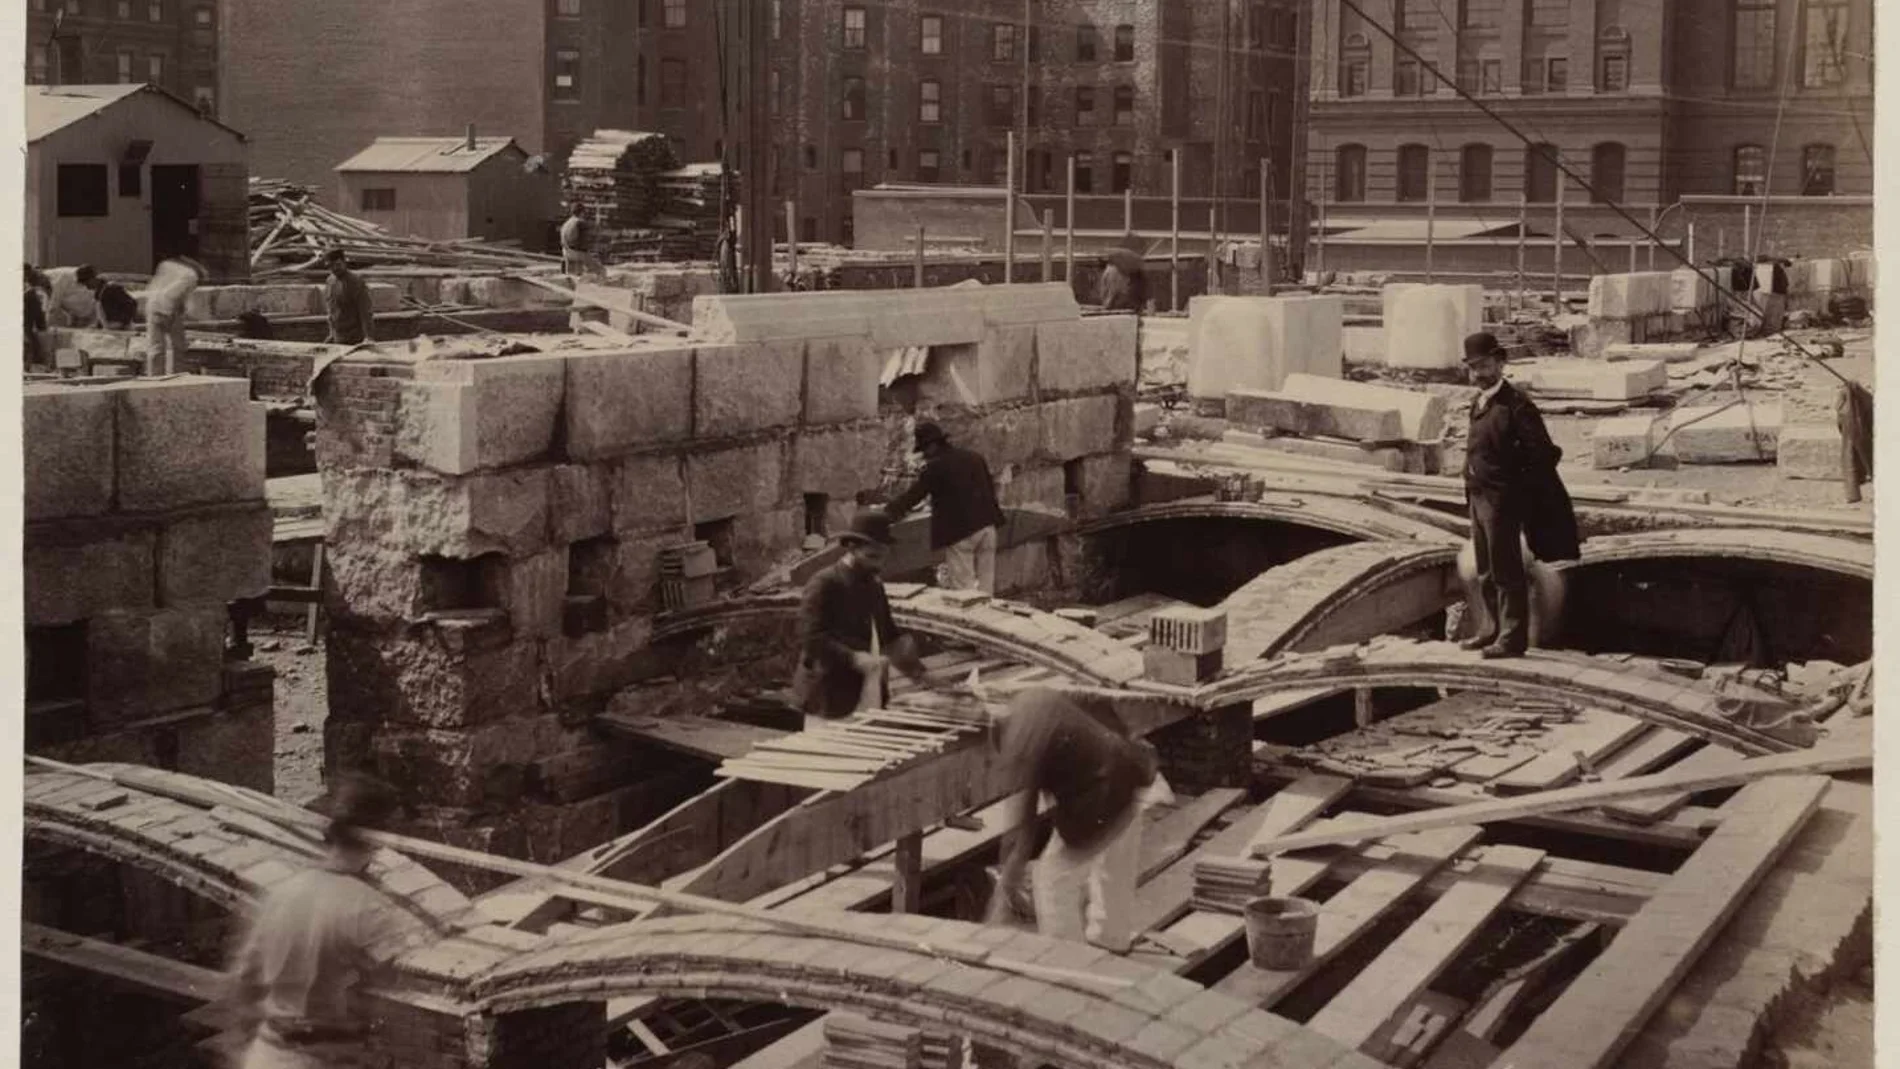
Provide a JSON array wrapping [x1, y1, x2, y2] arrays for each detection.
[[686, 440, 786, 522], [1137, 315, 1192, 389], [1777, 424, 1845, 481], [547, 617, 653, 704], [692, 291, 875, 343], [866, 289, 988, 348], [608, 453, 689, 534], [994, 539, 1052, 595], [1252, 434, 1410, 472], [695, 341, 803, 438], [1382, 284, 1484, 370], [1001, 464, 1068, 511], [157, 504, 272, 607], [734, 508, 803, 574], [25, 526, 156, 625], [792, 425, 889, 498], [114, 377, 264, 511], [600, 534, 675, 614], [87, 607, 227, 721], [322, 545, 428, 623], [1076, 454, 1134, 515], [919, 325, 1036, 408], [1278, 373, 1446, 441], [1226, 390, 1404, 443], [962, 406, 1043, 468], [563, 344, 695, 459], [978, 282, 1084, 326], [548, 465, 611, 544], [24, 385, 116, 521], [1039, 395, 1120, 462], [1143, 646, 1223, 686], [1036, 315, 1138, 394], [1665, 401, 1783, 463], [1133, 403, 1163, 438], [804, 337, 880, 425], [467, 276, 559, 309], [330, 629, 544, 732], [1604, 342, 1702, 364], [1187, 295, 1345, 400], [495, 549, 568, 640], [1524, 359, 1667, 401], [1591, 414, 1666, 469], [1671, 267, 1717, 311], [329, 468, 551, 559], [396, 354, 568, 474], [174, 707, 276, 793], [1343, 324, 1384, 365], [367, 283, 402, 313]]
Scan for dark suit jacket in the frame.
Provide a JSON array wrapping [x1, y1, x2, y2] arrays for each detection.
[[1464, 380, 1580, 562], [886, 445, 1006, 550], [791, 559, 904, 717]]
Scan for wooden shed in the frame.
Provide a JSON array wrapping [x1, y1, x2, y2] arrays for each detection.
[[335, 131, 559, 249], [26, 84, 250, 280]]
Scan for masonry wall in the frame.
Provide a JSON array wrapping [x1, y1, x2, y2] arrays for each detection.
[[313, 283, 1137, 882], [23, 377, 275, 791]]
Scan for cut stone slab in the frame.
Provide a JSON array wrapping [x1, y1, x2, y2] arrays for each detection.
[[25, 384, 116, 521], [1249, 434, 1411, 473], [1663, 401, 1783, 463], [1591, 414, 1666, 470], [563, 344, 695, 459], [695, 340, 803, 438], [792, 425, 890, 498], [24, 527, 157, 626], [804, 337, 880, 425], [866, 289, 987, 348], [1777, 424, 1845, 481], [1279, 372, 1447, 441], [1037, 314, 1139, 394], [685, 440, 787, 523], [1186, 295, 1344, 400], [399, 353, 569, 474], [1382, 284, 1483, 370], [1603, 342, 1701, 364], [1133, 403, 1163, 438], [1670, 268, 1718, 311], [918, 325, 1036, 407], [1039, 395, 1121, 462], [1226, 390, 1405, 443], [692, 291, 875, 343], [157, 504, 273, 608], [114, 377, 265, 512], [1521, 359, 1667, 401]]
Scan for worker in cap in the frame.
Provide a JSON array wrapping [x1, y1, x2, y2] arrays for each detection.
[[1459, 331, 1578, 658], [790, 508, 928, 724], [43, 263, 99, 327], [322, 249, 376, 346], [885, 421, 1006, 594], [143, 256, 207, 375]]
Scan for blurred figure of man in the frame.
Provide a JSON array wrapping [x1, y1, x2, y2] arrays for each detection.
[[44, 264, 100, 327], [1096, 245, 1148, 312], [560, 205, 597, 278], [791, 509, 927, 724], [144, 256, 206, 374], [225, 774, 417, 1069], [323, 250, 375, 345], [986, 688, 1165, 954], [24, 265, 51, 368], [885, 422, 1006, 594], [89, 272, 139, 330]]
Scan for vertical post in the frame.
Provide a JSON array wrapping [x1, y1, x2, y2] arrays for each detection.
[[914, 225, 925, 288], [1207, 203, 1219, 295], [744, 0, 773, 293], [1425, 146, 1438, 283], [892, 833, 923, 914], [1170, 151, 1182, 310], [1688, 220, 1697, 263], [1124, 186, 1134, 233], [1647, 204, 1659, 270], [1553, 169, 1565, 306], [1065, 154, 1077, 284], [1259, 157, 1274, 296], [1316, 183, 1328, 276], [1516, 193, 1528, 310], [1041, 215, 1053, 281], [1003, 130, 1017, 284], [785, 199, 799, 286], [1628, 239, 1637, 274], [1743, 203, 1752, 256], [1718, 228, 1726, 259]]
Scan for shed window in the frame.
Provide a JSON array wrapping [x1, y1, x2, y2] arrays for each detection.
[[361, 188, 397, 211], [57, 165, 110, 217]]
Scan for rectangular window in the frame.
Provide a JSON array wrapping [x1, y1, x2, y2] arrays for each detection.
[[1529, 0, 1567, 26], [993, 24, 1016, 62], [148, 0, 162, 20], [1396, 59, 1421, 96], [1114, 85, 1134, 125], [1803, 0, 1848, 87], [1074, 152, 1094, 193], [1028, 85, 1041, 126], [663, 0, 685, 28], [118, 0, 131, 16], [841, 148, 864, 192], [637, 54, 647, 105], [361, 188, 396, 211], [918, 149, 940, 182], [921, 14, 942, 53], [988, 84, 1014, 127], [660, 58, 686, 106], [1074, 85, 1096, 125], [1343, 59, 1368, 96], [1546, 56, 1568, 92], [147, 53, 164, 81], [1077, 24, 1098, 61], [1458, 59, 1479, 93], [772, 0, 781, 39], [193, 4, 209, 23], [553, 48, 580, 98], [1462, 0, 1501, 27], [1600, 52, 1627, 91], [1482, 59, 1502, 93], [118, 163, 141, 197], [117, 51, 134, 82], [1113, 24, 1134, 61], [769, 69, 780, 115], [1734, 0, 1776, 88], [842, 76, 865, 120], [920, 79, 941, 122], [555, 0, 580, 14], [843, 6, 866, 48]]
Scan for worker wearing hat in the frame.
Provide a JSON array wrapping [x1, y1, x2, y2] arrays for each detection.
[[885, 421, 1007, 594], [790, 508, 928, 722], [1460, 331, 1578, 658], [323, 249, 376, 346]]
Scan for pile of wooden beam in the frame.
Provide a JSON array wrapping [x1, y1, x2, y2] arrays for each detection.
[[715, 706, 982, 791], [563, 131, 726, 264], [1225, 373, 1449, 475], [1190, 855, 1272, 914], [822, 1014, 921, 1069], [248, 179, 563, 278]]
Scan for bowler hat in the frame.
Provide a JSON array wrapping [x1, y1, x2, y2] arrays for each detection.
[[838, 508, 896, 548], [1462, 331, 1505, 364], [913, 421, 948, 450]]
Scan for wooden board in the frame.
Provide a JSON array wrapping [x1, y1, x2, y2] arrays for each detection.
[[1489, 711, 1653, 794], [594, 712, 790, 763], [24, 923, 222, 1004], [1137, 788, 1246, 882], [1366, 990, 1471, 1069], [1497, 775, 1830, 1069], [1599, 744, 1742, 825], [1591, 727, 1701, 782], [1341, 779, 1710, 852], [1316, 851, 1659, 928], [1308, 844, 1545, 1052], [1243, 774, 1352, 856]]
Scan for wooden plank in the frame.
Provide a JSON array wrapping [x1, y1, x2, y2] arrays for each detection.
[[1498, 775, 1830, 1069], [891, 832, 923, 914], [1599, 744, 1742, 825], [1249, 745, 1867, 857], [1243, 774, 1351, 856], [1253, 686, 1350, 720], [1489, 711, 1652, 794], [1308, 844, 1545, 1051], [1591, 727, 1701, 782], [1316, 851, 1659, 928], [1214, 825, 1483, 1009], [1460, 923, 1601, 1044], [1137, 787, 1245, 882], [1342, 780, 1709, 852], [730, 1018, 826, 1069], [1366, 990, 1470, 1069], [594, 712, 790, 763], [24, 923, 222, 1004]]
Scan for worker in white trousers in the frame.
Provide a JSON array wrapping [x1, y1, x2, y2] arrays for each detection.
[[144, 256, 206, 374], [885, 422, 1005, 595]]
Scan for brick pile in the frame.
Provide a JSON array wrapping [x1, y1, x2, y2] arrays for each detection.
[[23, 377, 274, 790]]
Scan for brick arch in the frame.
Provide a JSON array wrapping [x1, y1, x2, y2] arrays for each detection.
[[649, 587, 1147, 687], [1075, 495, 1464, 545], [1556, 528, 1874, 583], [456, 913, 1384, 1069], [1221, 541, 1464, 663]]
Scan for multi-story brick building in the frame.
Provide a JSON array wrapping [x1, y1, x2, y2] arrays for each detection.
[[1303, 0, 1874, 235], [25, 0, 221, 115]]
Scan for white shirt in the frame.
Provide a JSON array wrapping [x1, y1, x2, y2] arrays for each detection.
[[144, 259, 201, 316], [44, 268, 97, 327], [1473, 377, 1505, 414], [230, 863, 415, 1030]]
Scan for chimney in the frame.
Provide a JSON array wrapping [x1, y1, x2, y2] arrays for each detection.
[[465, 123, 477, 152]]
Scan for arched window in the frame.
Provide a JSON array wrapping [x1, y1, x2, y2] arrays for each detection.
[[1396, 143, 1431, 202], [1112, 151, 1134, 193], [1525, 143, 1560, 203], [1341, 32, 1370, 97], [1335, 144, 1367, 202], [1113, 24, 1135, 61], [1598, 26, 1630, 90], [1460, 143, 1494, 202], [1802, 143, 1836, 194], [1733, 144, 1767, 195], [1590, 142, 1626, 203]]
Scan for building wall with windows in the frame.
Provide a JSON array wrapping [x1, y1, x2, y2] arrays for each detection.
[[25, 0, 220, 116]]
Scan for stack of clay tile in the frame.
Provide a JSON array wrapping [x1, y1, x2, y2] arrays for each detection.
[[1191, 855, 1273, 914], [823, 1014, 922, 1069]]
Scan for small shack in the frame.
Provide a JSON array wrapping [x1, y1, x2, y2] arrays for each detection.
[[26, 84, 250, 279], [335, 131, 559, 249]]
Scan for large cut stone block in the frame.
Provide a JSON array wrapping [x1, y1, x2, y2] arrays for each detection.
[[1076, 453, 1134, 516], [114, 377, 264, 511], [792, 425, 889, 498], [609, 453, 689, 534], [962, 406, 1043, 469], [1671, 267, 1717, 311], [1001, 464, 1067, 511], [1524, 359, 1666, 401], [24, 384, 116, 521], [695, 341, 803, 437], [1226, 390, 1404, 443], [1137, 315, 1192, 389], [329, 468, 551, 559], [330, 629, 544, 733], [979, 282, 1084, 326], [686, 440, 786, 522], [867, 289, 987, 348], [549, 464, 611, 544], [322, 545, 427, 624], [174, 706, 275, 793], [804, 337, 880, 425], [547, 617, 654, 705], [564, 344, 695, 459], [157, 504, 272, 607], [1591, 414, 1666, 469], [1187, 295, 1345, 400], [1777, 424, 1845, 481], [1039, 395, 1120, 462], [396, 353, 568, 474], [25, 525, 157, 625], [495, 549, 568, 640], [1252, 434, 1410, 472], [600, 533, 675, 614], [1604, 342, 1701, 364], [994, 539, 1052, 595], [692, 291, 876, 343], [1382, 285, 1484, 370], [1036, 314, 1139, 394], [1664, 401, 1783, 463], [919, 325, 1036, 407], [87, 607, 227, 721], [1278, 373, 1447, 441], [734, 508, 804, 575]]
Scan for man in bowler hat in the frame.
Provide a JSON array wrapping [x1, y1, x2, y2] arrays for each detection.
[[886, 421, 1006, 594], [791, 508, 928, 722], [1459, 331, 1579, 659]]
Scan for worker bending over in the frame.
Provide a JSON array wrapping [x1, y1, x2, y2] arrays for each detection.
[[144, 256, 205, 374], [791, 509, 927, 724], [885, 421, 1006, 594]]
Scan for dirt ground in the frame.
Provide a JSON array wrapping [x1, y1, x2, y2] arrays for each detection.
[[256, 634, 327, 807]]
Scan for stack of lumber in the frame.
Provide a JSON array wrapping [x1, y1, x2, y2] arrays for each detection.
[[247, 179, 562, 278], [651, 163, 726, 260], [564, 131, 723, 264], [1190, 855, 1272, 914], [1225, 373, 1449, 475], [716, 704, 984, 791], [822, 1014, 921, 1069]]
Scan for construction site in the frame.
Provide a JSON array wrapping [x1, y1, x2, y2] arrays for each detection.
[[16, 2, 1881, 1066]]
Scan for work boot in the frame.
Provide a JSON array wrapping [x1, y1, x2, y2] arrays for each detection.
[[1458, 633, 1497, 652], [1480, 643, 1526, 660]]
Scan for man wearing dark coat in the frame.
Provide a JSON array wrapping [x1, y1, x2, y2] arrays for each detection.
[[791, 509, 927, 723], [885, 421, 1006, 593], [1459, 331, 1579, 659]]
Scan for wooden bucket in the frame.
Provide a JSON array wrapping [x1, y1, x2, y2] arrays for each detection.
[[1243, 896, 1319, 970]]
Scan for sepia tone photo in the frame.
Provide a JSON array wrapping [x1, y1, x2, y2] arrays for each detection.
[[14, 1, 1879, 1068]]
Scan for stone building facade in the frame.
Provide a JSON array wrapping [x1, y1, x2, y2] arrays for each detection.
[[26, 0, 222, 115]]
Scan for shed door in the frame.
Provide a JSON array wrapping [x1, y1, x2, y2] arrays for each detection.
[[151, 164, 201, 264]]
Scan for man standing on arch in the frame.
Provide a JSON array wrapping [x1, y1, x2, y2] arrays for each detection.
[[1459, 331, 1579, 659]]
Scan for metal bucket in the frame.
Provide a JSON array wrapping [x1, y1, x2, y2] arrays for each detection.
[[1243, 896, 1319, 970]]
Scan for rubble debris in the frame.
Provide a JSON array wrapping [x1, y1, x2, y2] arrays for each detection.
[[248, 179, 563, 277]]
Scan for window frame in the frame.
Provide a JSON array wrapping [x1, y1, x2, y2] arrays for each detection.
[[1334, 144, 1367, 203], [918, 149, 941, 183], [553, 48, 581, 98], [919, 79, 942, 123], [1459, 143, 1494, 202], [841, 75, 866, 121], [1733, 143, 1768, 196], [842, 6, 866, 48], [920, 14, 943, 54], [1077, 23, 1098, 62], [1801, 143, 1837, 195], [992, 23, 1017, 62], [1074, 85, 1096, 125], [1074, 150, 1095, 194], [56, 164, 110, 218], [360, 187, 397, 212], [658, 57, 687, 108], [1396, 143, 1431, 203], [1113, 84, 1135, 125], [662, 0, 686, 29], [1113, 24, 1135, 62], [1732, 0, 1777, 89], [1589, 142, 1626, 203]]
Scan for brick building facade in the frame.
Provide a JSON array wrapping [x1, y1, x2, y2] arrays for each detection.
[[1303, 0, 1874, 239], [25, 0, 221, 115]]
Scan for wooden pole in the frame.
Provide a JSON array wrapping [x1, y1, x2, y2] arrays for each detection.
[[744, 0, 773, 292], [1516, 193, 1528, 311], [1628, 238, 1637, 274], [914, 225, 925, 288], [1688, 220, 1697, 263], [1553, 167, 1565, 306], [1259, 156, 1274, 296], [1041, 214, 1053, 281], [1424, 146, 1437, 283], [1003, 130, 1017, 284], [1170, 151, 1181, 310], [1647, 205, 1659, 270], [1065, 154, 1077, 284], [1316, 180, 1327, 276], [1743, 202, 1752, 257], [892, 832, 923, 913], [1124, 186, 1134, 233], [785, 199, 799, 286]]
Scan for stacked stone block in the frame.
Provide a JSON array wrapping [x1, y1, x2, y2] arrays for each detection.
[[1184, 294, 1346, 412], [23, 377, 274, 790], [1574, 271, 1680, 358], [1380, 284, 1484, 371], [316, 282, 1142, 878]]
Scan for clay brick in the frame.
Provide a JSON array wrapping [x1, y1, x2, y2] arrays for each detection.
[[157, 504, 272, 608], [919, 325, 1037, 408], [115, 377, 265, 511], [25, 526, 157, 626], [792, 425, 889, 498], [1039, 395, 1120, 461], [548, 464, 611, 544], [804, 337, 881, 425], [695, 340, 804, 437], [608, 453, 689, 534], [686, 440, 786, 522], [1036, 314, 1139, 394], [24, 385, 115, 521], [564, 344, 695, 459], [397, 353, 567, 474]]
